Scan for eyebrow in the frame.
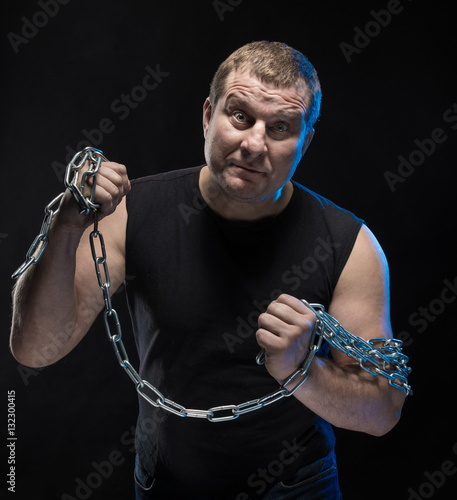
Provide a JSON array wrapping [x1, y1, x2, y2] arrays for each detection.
[[224, 93, 305, 121]]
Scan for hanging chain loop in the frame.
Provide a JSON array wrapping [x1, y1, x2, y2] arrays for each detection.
[[12, 147, 412, 422]]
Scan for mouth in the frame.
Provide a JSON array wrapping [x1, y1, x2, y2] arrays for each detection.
[[230, 162, 264, 175]]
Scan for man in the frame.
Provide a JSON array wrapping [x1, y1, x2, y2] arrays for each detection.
[[10, 41, 407, 499]]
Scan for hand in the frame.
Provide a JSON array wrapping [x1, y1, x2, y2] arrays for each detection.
[[57, 160, 131, 231], [256, 294, 316, 384]]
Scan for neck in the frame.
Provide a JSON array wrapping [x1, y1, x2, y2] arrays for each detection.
[[199, 166, 294, 223]]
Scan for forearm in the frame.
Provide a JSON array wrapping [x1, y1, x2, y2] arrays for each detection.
[[10, 222, 91, 367], [10, 159, 130, 368], [292, 356, 405, 436]]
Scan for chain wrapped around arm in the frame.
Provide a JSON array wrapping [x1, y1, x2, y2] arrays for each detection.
[[12, 147, 412, 423], [301, 301, 412, 396]]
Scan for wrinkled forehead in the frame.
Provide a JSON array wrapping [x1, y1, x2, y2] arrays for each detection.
[[222, 69, 309, 115]]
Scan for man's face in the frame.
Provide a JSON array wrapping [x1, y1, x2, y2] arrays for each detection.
[[203, 69, 313, 205]]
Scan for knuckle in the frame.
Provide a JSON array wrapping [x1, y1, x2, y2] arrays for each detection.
[[257, 311, 268, 325], [111, 185, 121, 199], [267, 301, 280, 314], [277, 293, 292, 303], [297, 316, 313, 332], [113, 162, 127, 174]]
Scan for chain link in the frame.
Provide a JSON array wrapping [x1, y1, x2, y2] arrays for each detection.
[[11, 192, 64, 279], [301, 301, 412, 396], [12, 147, 412, 423], [65, 147, 108, 214]]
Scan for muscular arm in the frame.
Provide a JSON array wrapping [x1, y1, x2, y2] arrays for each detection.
[[256, 225, 406, 436], [10, 161, 129, 368]]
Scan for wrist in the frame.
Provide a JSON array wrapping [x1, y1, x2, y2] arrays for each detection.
[[51, 209, 93, 237], [280, 354, 321, 397]]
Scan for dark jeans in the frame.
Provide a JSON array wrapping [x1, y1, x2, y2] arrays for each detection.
[[134, 452, 342, 500]]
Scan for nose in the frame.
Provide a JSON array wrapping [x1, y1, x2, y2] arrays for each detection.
[[240, 122, 267, 158]]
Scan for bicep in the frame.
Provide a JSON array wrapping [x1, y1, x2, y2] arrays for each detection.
[[328, 224, 393, 365]]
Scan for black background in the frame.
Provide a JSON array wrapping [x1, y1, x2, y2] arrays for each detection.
[[1, 1, 456, 499]]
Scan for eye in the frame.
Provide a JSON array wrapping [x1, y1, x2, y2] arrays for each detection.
[[233, 111, 247, 122], [272, 122, 289, 133]]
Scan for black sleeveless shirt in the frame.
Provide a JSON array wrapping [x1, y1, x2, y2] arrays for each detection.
[[125, 166, 363, 496]]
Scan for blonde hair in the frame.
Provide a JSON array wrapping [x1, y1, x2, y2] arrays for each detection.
[[209, 41, 322, 128]]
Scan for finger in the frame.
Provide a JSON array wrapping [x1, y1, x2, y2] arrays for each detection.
[[255, 327, 287, 352], [86, 162, 129, 186], [257, 311, 289, 337], [264, 301, 315, 330], [274, 296, 316, 325], [86, 163, 130, 211], [86, 184, 117, 215], [256, 324, 309, 361], [97, 163, 129, 190], [99, 161, 129, 180], [276, 294, 314, 315], [93, 168, 123, 197]]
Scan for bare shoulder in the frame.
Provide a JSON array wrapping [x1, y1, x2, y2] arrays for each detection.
[[328, 224, 392, 354], [337, 225, 389, 290]]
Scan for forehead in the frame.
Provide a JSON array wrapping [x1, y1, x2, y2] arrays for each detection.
[[221, 69, 308, 117]]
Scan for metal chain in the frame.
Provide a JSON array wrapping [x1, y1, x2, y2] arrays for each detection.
[[12, 147, 412, 423], [301, 301, 412, 396], [11, 147, 107, 279], [65, 147, 108, 214], [11, 192, 64, 279], [89, 212, 325, 421]]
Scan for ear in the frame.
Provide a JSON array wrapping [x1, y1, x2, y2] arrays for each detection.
[[203, 98, 213, 137], [301, 128, 315, 156]]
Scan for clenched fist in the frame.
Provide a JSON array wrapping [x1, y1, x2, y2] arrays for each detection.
[[256, 294, 316, 384], [58, 160, 131, 231]]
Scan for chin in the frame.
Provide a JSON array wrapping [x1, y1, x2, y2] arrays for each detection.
[[226, 183, 269, 204]]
